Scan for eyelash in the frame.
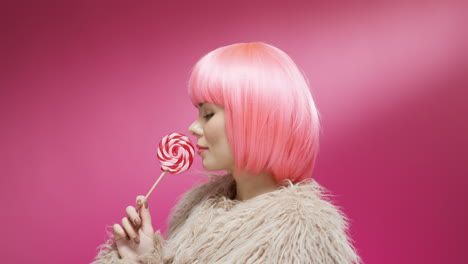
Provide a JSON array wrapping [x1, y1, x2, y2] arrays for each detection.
[[203, 113, 214, 120]]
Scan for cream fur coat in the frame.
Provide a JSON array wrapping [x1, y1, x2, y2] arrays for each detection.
[[92, 173, 361, 264]]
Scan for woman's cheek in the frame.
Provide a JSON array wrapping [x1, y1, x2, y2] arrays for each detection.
[[204, 119, 222, 146]]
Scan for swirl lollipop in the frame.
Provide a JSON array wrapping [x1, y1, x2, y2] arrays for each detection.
[[144, 133, 195, 199]]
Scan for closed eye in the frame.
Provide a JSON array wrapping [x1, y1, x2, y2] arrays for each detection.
[[203, 113, 214, 119]]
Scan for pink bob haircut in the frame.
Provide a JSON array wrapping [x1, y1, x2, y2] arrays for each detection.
[[188, 42, 321, 184]]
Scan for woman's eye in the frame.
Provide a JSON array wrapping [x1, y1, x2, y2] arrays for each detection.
[[203, 113, 214, 119]]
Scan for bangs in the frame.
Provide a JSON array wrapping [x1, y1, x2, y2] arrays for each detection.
[[188, 50, 226, 107]]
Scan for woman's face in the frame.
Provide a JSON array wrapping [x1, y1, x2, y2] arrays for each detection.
[[188, 103, 235, 172]]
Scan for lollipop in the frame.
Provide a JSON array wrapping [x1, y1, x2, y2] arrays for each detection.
[[157, 133, 195, 174], [143, 133, 195, 200]]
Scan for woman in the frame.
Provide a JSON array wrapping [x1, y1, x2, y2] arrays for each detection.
[[92, 42, 361, 263]]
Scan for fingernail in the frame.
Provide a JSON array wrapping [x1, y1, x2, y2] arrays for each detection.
[[134, 217, 140, 226], [136, 199, 142, 206], [134, 236, 140, 244], [144, 200, 148, 209]]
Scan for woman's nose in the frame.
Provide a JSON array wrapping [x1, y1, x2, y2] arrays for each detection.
[[188, 121, 203, 137]]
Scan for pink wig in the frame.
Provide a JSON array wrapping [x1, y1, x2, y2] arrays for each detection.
[[188, 42, 321, 184]]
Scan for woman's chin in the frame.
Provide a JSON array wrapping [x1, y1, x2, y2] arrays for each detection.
[[202, 160, 220, 171], [201, 160, 212, 170]]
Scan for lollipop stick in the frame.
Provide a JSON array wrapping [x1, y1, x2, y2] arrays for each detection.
[[144, 170, 167, 200]]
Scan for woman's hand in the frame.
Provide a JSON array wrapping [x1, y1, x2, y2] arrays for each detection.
[[113, 195, 155, 261]]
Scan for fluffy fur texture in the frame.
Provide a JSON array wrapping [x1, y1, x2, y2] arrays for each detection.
[[188, 42, 321, 184], [92, 174, 361, 263]]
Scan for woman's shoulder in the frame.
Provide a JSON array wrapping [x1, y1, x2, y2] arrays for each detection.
[[258, 178, 354, 236], [244, 178, 362, 263], [278, 178, 345, 213], [247, 177, 339, 209]]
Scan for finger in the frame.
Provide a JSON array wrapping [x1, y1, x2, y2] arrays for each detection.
[[136, 195, 151, 227], [113, 224, 130, 241], [122, 217, 140, 244], [136, 195, 145, 209], [125, 205, 141, 227], [139, 198, 153, 232]]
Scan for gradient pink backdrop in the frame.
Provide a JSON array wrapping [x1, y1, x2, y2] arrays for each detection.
[[1, 1, 466, 263]]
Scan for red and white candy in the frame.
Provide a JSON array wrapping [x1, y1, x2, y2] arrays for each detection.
[[143, 133, 195, 200], [157, 133, 195, 174]]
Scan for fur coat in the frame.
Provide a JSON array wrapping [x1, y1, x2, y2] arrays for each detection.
[[92, 173, 361, 264]]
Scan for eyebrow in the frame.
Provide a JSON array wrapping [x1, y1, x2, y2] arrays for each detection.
[[198, 103, 204, 108]]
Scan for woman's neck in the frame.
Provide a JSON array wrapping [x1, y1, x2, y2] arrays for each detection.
[[231, 170, 283, 201]]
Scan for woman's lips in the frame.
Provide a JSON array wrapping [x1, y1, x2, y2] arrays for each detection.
[[196, 144, 208, 155], [197, 149, 207, 155]]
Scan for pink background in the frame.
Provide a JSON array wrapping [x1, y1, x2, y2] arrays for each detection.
[[1, 1, 466, 263]]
